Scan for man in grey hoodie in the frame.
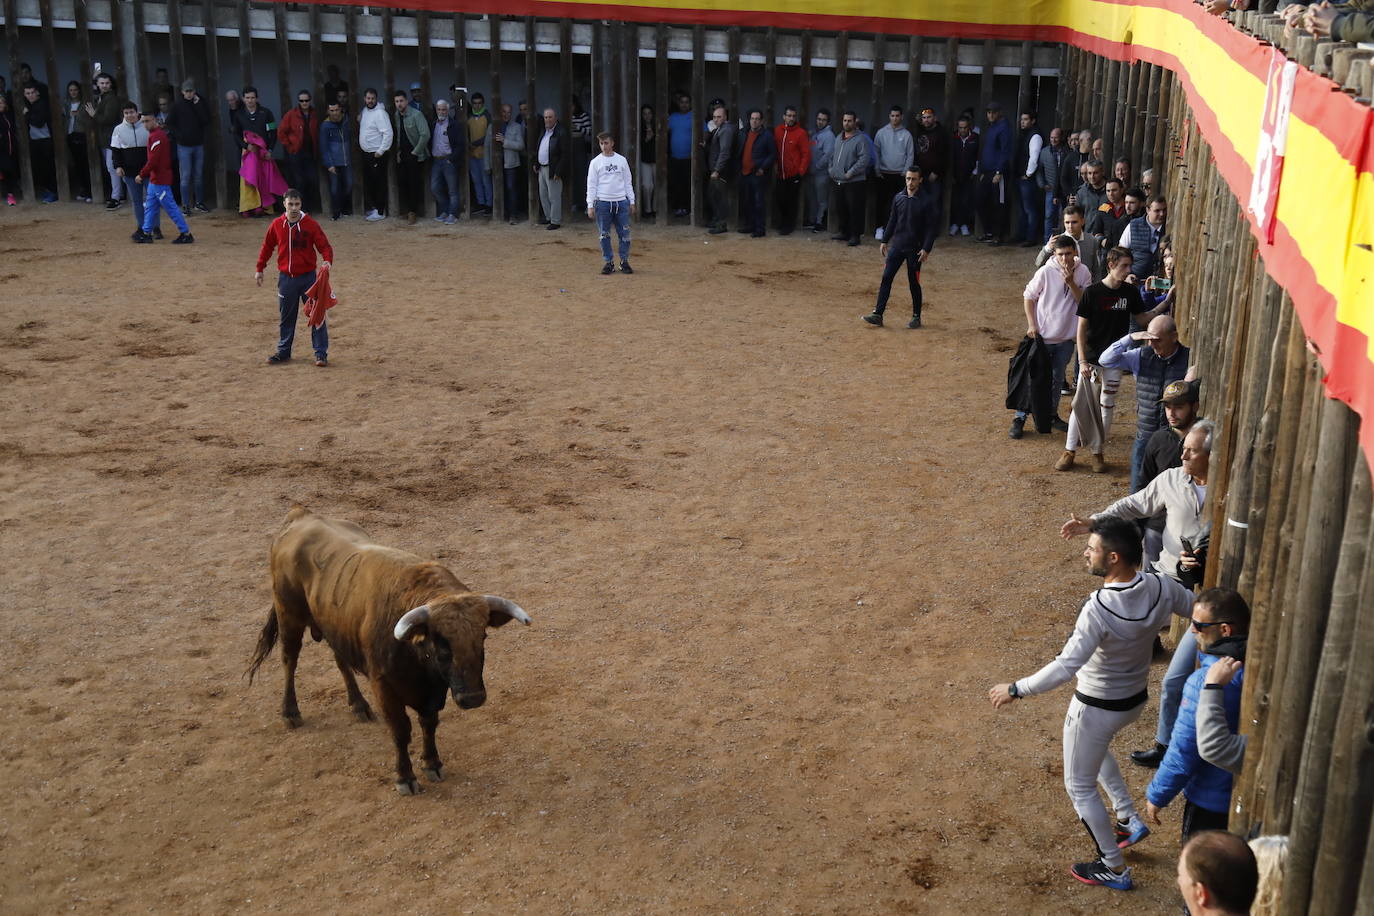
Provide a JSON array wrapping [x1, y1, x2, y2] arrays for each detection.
[[990, 515, 1194, 892], [828, 110, 869, 247]]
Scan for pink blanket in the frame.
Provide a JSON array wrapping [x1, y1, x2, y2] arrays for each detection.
[[240, 131, 289, 209]]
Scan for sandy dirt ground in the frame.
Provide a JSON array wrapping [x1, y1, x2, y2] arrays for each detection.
[[2, 201, 1186, 914]]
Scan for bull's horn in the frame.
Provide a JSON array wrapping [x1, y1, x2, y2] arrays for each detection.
[[393, 605, 432, 640], [484, 596, 532, 625]]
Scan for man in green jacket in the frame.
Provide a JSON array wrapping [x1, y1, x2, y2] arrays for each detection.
[[392, 90, 430, 224]]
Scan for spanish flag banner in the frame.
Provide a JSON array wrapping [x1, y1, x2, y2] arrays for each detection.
[[308, 0, 1373, 458]]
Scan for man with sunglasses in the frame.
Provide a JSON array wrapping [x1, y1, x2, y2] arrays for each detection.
[[1144, 588, 1248, 839], [988, 516, 1194, 891]]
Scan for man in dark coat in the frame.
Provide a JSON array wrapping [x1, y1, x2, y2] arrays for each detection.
[[862, 167, 939, 329]]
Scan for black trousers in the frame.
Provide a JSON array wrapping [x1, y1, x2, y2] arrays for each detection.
[[66, 134, 91, 198], [774, 176, 802, 234], [1181, 800, 1229, 839], [708, 176, 731, 229], [834, 179, 866, 241], [668, 156, 691, 212], [741, 173, 767, 234], [950, 177, 976, 228], [397, 155, 423, 215], [362, 154, 388, 214], [977, 173, 1008, 239], [874, 247, 923, 317], [29, 137, 57, 195], [875, 172, 903, 232]]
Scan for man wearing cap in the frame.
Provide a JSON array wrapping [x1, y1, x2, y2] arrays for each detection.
[[1099, 314, 1191, 492], [976, 101, 1012, 245], [1142, 379, 1200, 489], [164, 80, 212, 212], [409, 82, 427, 118]]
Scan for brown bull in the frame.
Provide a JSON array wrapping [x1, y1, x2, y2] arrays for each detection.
[[247, 506, 531, 794]]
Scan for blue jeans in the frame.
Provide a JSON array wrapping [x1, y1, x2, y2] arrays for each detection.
[[595, 199, 631, 263], [468, 157, 492, 207], [326, 166, 351, 216], [1130, 429, 1153, 492], [1018, 176, 1041, 242], [177, 144, 205, 208], [1016, 339, 1074, 421], [276, 270, 328, 360], [122, 175, 153, 231], [1156, 627, 1198, 747], [1043, 188, 1061, 242], [142, 182, 189, 234], [430, 157, 461, 217]]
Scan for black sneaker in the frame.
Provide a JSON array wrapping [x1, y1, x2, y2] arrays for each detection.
[[601, 262, 615, 275], [1051, 417, 1069, 433], [907, 315, 922, 329], [172, 232, 194, 244], [1009, 416, 1026, 440], [131, 230, 153, 243], [619, 262, 633, 274], [1069, 858, 1132, 890], [267, 353, 290, 364], [106, 199, 122, 210], [861, 313, 883, 326], [195, 202, 211, 213], [1130, 743, 1167, 768], [708, 226, 727, 235], [152, 228, 164, 240], [547, 223, 560, 231]]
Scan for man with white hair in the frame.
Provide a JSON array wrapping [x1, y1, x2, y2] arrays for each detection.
[[1099, 314, 1191, 491]]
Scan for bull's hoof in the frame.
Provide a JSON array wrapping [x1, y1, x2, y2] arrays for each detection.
[[351, 702, 375, 723], [421, 765, 443, 782], [283, 713, 304, 729], [395, 778, 422, 796]]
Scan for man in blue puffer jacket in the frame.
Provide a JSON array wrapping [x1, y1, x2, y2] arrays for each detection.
[[1144, 587, 1249, 838]]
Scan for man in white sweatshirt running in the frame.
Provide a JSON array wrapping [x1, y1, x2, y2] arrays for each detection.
[[586, 132, 636, 275], [989, 515, 1194, 891]]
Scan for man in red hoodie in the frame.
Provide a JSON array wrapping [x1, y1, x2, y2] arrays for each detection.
[[772, 105, 811, 236], [255, 188, 334, 366], [134, 111, 193, 244]]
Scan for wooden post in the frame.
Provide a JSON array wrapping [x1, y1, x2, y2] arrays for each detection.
[[1111, 59, 1129, 162], [73, 0, 105, 202], [1131, 61, 1149, 166], [201, 0, 224, 209], [559, 18, 571, 220], [907, 37, 923, 121], [132, 0, 150, 107], [799, 31, 812, 125], [167, 0, 186, 94], [690, 25, 704, 226], [272, 3, 290, 129], [764, 27, 777, 129], [943, 38, 958, 129], [416, 12, 431, 112], [489, 15, 503, 223], [381, 7, 397, 218], [309, 5, 327, 213], [1016, 40, 1033, 118], [526, 16, 538, 225], [728, 25, 741, 230], [1152, 68, 1173, 196], [346, 4, 362, 217], [237, 1, 253, 92], [654, 24, 668, 226], [1283, 450, 1372, 915], [4, 0, 36, 204], [39, 0, 71, 199], [834, 32, 849, 127], [1120, 62, 1139, 163], [456, 14, 471, 218], [870, 32, 885, 138], [980, 39, 995, 106]]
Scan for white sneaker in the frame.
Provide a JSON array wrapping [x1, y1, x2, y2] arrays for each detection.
[[960, 225, 971, 236], [365, 210, 384, 222], [874, 227, 884, 242], [949, 224, 958, 236]]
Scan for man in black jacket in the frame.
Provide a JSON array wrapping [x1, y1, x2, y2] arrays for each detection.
[[231, 86, 276, 153], [20, 84, 58, 202], [165, 81, 212, 211], [534, 106, 568, 229], [863, 167, 938, 328], [736, 109, 775, 237]]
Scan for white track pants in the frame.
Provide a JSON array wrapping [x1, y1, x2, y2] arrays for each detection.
[[1063, 695, 1143, 869]]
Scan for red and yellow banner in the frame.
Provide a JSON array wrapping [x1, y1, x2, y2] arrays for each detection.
[[313, 0, 1373, 460]]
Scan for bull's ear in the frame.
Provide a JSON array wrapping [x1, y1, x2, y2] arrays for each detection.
[[484, 595, 531, 628], [394, 604, 432, 641]]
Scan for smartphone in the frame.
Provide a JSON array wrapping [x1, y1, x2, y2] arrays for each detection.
[[1181, 537, 1194, 555], [1147, 276, 1173, 291]]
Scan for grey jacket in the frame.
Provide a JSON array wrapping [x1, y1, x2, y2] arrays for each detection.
[[1093, 466, 1209, 584], [500, 119, 525, 169], [1197, 684, 1246, 774], [829, 130, 869, 183], [707, 121, 737, 176]]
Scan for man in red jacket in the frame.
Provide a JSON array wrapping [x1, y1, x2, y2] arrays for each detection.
[[772, 105, 811, 236], [279, 90, 322, 214], [255, 188, 334, 366], [134, 111, 193, 244]]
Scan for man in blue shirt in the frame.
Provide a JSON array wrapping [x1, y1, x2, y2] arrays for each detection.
[[1146, 588, 1249, 840], [976, 101, 1012, 245], [666, 92, 694, 217]]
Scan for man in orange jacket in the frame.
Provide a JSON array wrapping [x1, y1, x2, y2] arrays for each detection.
[[255, 188, 334, 366]]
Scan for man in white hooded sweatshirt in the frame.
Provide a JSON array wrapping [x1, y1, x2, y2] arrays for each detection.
[[989, 516, 1193, 891], [586, 131, 636, 275]]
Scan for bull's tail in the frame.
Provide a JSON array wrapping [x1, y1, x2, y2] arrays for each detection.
[[245, 607, 279, 684]]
